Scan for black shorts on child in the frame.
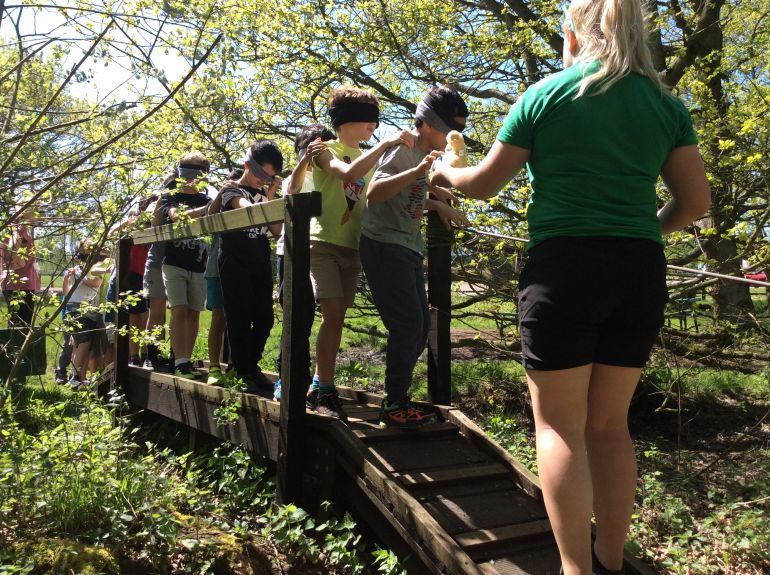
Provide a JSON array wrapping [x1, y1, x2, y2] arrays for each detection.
[[517, 236, 668, 371]]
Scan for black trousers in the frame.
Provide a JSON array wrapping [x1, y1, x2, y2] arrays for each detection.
[[218, 252, 274, 381]]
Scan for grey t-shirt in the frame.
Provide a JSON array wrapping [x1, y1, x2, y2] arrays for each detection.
[[361, 144, 428, 255]]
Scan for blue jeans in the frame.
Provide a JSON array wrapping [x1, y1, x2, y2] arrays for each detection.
[[360, 235, 430, 403]]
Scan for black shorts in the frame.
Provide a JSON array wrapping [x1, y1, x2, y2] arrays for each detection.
[[126, 271, 148, 315], [517, 237, 668, 370]]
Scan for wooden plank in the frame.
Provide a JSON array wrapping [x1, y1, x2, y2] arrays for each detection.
[[449, 410, 542, 499], [131, 196, 286, 245], [354, 421, 459, 444], [476, 546, 563, 575], [124, 368, 281, 461], [368, 437, 488, 473], [334, 455, 442, 575], [454, 520, 552, 554], [325, 423, 485, 575], [426, 210, 453, 405], [278, 191, 321, 505], [396, 463, 510, 489], [421, 488, 546, 535], [114, 236, 131, 395]]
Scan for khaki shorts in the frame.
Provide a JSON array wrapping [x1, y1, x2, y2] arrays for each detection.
[[162, 264, 206, 311], [309, 241, 361, 307], [143, 266, 167, 300]]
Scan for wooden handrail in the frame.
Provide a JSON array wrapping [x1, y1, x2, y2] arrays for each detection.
[[131, 196, 285, 245]]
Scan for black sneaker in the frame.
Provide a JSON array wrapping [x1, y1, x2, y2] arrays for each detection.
[[379, 398, 437, 430], [314, 389, 347, 422], [306, 384, 320, 409]]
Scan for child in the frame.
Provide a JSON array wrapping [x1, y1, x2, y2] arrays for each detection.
[[204, 168, 242, 386], [309, 85, 413, 420], [274, 124, 334, 400], [218, 140, 283, 393], [158, 152, 212, 379], [360, 85, 469, 429], [143, 172, 176, 371]]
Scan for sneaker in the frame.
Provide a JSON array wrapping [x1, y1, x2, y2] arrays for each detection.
[[273, 378, 281, 401], [379, 398, 437, 430], [305, 376, 320, 409], [314, 389, 347, 422], [243, 372, 273, 395], [142, 358, 155, 371], [54, 373, 67, 385], [306, 386, 319, 409], [68, 376, 84, 390], [254, 370, 274, 389], [207, 367, 222, 386], [174, 362, 201, 380]]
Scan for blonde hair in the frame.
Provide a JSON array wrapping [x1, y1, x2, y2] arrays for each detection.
[[178, 151, 210, 170], [567, 0, 666, 97], [327, 85, 378, 108]]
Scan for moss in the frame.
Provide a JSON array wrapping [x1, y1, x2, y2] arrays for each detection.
[[14, 538, 120, 575]]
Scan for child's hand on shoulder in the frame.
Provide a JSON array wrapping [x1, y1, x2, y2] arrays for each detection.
[[386, 130, 416, 149]]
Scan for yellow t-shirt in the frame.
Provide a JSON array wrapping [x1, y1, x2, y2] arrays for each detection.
[[310, 140, 373, 249]]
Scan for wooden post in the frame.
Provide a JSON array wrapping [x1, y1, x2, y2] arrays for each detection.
[[277, 191, 321, 505], [426, 211, 453, 406], [113, 236, 132, 393]]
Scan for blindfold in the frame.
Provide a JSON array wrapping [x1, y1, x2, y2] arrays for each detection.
[[415, 100, 466, 134], [328, 102, 380, 129], [177, 163, 209, 180], [242, 150, 275, 184]]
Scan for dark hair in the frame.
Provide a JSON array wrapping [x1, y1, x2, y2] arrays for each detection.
[[250, 139, 284, 173], [295, 123, 335, 153], [415, 85, 469, 129], [228, 168, 244, 180]]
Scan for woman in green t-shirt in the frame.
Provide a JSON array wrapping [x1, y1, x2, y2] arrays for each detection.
[[432, 1, 710, 574]]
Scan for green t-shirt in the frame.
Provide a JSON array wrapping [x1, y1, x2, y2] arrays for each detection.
[[362, 144, 428, 255], [311, 140, 372, 249], [497, 62, 698, 249]]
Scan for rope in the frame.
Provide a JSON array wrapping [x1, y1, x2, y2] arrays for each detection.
[[457, 226, 770, 288]]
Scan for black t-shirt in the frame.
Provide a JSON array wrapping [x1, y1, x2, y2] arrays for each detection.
[[160, 191, 210, 273], [219, 185, 271, 268]]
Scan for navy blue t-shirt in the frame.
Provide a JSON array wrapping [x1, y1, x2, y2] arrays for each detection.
[[219, 185, 271, 269], [160, 191, 210, 273]]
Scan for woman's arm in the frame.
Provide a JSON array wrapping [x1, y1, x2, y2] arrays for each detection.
[[430, 140, 529, 200], [659, 145, 711, 234]]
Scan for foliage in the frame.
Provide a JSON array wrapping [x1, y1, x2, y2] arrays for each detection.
[[0, 379, 408, 573]]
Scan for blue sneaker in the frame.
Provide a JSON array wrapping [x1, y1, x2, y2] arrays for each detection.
[[273, 378, 282, 401]]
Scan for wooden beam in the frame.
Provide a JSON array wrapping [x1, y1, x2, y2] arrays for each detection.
[[131, 196, 286, 245], [426, 211, 453, 405], [277, 191, 322, 505], [113, 236, 132, 395]]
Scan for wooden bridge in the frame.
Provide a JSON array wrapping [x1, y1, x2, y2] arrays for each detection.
[[111, 192, 654, 575]]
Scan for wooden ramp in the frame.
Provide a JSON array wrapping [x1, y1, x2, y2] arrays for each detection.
[[122, 367, 653, 575]]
